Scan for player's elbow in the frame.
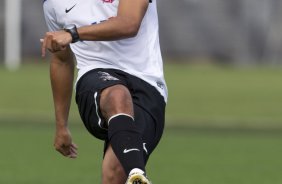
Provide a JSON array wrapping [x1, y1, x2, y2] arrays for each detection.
[[121, 18, 140, 38], [125, 24, 140, 37]]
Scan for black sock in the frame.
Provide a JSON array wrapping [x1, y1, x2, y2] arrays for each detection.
[[108, 114, 145, 175]]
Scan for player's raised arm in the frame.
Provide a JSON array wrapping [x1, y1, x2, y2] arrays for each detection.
[[41, 0, 150, 54], [77, 0, 149, 41]]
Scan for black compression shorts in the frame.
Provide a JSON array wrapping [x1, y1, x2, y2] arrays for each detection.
[[75, 68, 166, 160]]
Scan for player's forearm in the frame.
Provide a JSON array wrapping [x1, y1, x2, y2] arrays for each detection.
[[77, 0, 148, 41], [50, 52, 75, 129], [77, 17, 139, 41]]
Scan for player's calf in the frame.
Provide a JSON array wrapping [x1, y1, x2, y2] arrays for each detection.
[[108, 114, 145, 175]]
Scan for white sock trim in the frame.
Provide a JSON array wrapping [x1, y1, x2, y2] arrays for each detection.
[[107, 113, 134, 125]]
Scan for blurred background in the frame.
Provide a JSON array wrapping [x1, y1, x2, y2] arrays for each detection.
[[1, 0, 282, 184], [1, 0, 282, 63]]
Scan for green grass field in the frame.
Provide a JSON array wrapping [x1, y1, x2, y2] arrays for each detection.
[[1, 62, 282, 183]]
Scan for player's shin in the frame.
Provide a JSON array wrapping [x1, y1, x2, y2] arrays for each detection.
[[108, 114, 145, 176]]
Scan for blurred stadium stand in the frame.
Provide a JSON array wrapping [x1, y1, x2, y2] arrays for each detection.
[[0, 0, 282, 64]]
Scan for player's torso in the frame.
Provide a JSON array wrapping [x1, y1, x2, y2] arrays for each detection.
[[46, 0, 168, 101], [49, 0, 160, 71]]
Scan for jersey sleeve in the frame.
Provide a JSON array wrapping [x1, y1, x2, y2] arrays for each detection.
[[43, 0, 62, 31]]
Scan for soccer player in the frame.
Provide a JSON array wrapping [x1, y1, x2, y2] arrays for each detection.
[[41, 0, 167, 183]]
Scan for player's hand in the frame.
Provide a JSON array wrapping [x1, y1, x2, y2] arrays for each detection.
[[54, 127, 78, 158], [40, 31, 72, 57]]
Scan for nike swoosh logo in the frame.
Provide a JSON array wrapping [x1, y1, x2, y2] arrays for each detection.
[[65, 4, 76, 13], [123, 148, 140, 154]]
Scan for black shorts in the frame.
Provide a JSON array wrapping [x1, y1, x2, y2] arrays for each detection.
[[75, 68, 166, 158]]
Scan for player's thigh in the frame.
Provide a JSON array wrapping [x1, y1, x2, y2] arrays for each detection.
[[75, 69, 127, 140]]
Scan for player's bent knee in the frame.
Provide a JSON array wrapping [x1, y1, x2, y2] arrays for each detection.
[[100, 85, 133, 119], [104, 85, 131, 102]]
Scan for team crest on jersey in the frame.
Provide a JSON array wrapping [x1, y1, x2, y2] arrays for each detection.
[[101, 0, 115, 3]]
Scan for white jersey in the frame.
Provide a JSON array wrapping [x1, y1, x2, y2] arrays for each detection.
[[43, 0, 167, 102]]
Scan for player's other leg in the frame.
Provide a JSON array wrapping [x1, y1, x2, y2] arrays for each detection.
[[102, 145, 127, 184], [102, 145, 151, 184]]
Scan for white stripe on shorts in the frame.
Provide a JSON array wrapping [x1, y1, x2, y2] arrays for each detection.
[[94, 92, 107, 130]]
